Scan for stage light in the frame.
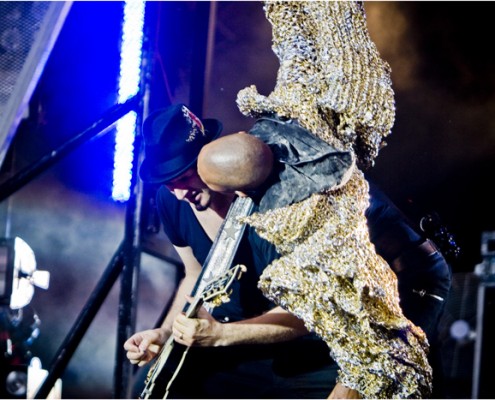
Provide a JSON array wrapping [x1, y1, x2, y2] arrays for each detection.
[[0, 238, 51, 398], [112, 0, 146, 202], [0, 237, 50, 310]]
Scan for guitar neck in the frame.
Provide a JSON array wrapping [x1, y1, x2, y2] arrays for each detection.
[[184, 294, 206, 318], [189, 196, 254, 299]]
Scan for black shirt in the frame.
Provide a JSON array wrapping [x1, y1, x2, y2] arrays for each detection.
[[156, 186, 276, 322]]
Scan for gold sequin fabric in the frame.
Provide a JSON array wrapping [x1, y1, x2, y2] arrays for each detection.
[[237, 1, 395, 170], [236, 1, 432, 398], [241, 170, 432, 398]]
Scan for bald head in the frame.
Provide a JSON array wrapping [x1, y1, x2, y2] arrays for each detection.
[[198, 132, 274, 193]]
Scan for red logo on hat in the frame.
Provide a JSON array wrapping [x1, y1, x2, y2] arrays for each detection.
[[182, 106, 205, 142]]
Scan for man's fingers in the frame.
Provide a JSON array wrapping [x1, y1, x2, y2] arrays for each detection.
[[196, 306, 210, 319], [148, 343, 161, 354]]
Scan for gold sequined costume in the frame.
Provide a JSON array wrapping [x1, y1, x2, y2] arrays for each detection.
[[236, 1, 432, 398]]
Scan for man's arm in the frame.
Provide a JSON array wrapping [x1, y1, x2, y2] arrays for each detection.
[[328, 383, 361, 399], [126, 244, 311, 364], [173, 304, 309, 347], [160, 246, 202, 333], [124, 245, 201, 366]]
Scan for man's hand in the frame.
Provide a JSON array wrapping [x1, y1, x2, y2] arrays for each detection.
[[172, 305, 223, 347], [328, 382, 361, 399], [123, 328, 168, 367]]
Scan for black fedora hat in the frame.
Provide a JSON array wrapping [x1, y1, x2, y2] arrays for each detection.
[[139, 104, 222, 184]]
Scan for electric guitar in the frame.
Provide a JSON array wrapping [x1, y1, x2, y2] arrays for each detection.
[[139, 263, 246, 399], [139, 196, 254, 399]]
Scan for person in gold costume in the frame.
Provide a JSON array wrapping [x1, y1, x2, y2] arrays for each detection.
[[198, 129, 432, 399], [197, 1, 438, 398]]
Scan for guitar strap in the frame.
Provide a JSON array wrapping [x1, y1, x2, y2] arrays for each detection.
[[189, 195, 255, 310]]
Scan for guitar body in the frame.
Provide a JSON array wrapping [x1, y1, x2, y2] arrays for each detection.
[[139, 264, 247, 399], [140, 342, 189, 399]]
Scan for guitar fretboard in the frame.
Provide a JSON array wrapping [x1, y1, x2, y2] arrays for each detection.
[[191, 196, 254, 310]]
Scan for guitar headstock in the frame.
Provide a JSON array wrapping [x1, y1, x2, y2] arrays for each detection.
[[200, 264, 247, 307]]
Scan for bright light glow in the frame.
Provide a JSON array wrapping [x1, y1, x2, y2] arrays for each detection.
[[9, 237, 50, 310], [112, 1, 145, 202]]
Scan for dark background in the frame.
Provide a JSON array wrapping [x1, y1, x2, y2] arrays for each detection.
[[1, 1, 494, 398]]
